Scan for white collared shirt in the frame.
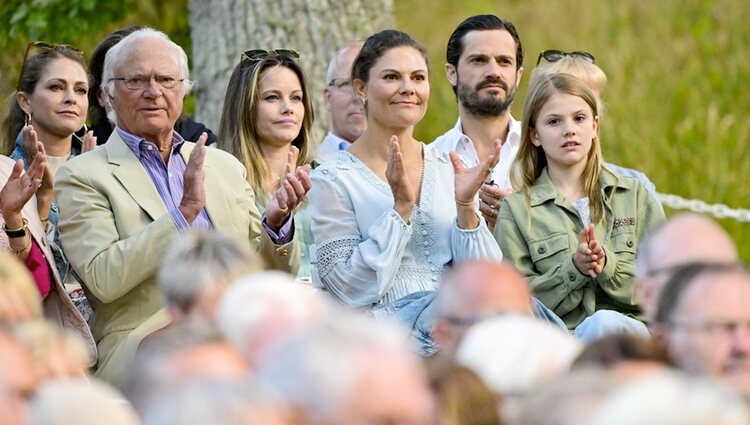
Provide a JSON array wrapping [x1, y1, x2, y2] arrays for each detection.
[[431, 117, 522, 190], [315, 132, 352, 164]]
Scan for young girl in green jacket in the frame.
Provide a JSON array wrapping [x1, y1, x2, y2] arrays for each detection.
[[494, 73, 664, 341]]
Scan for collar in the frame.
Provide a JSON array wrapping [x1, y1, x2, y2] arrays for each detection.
[[325, 131, 352, 151], [117, 126, 185, 160], [450, 115, 522, 149], [529, 167, 634, 207]]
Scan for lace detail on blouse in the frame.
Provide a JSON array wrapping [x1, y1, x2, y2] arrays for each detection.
[[315, 235, 361, 279], [339, 151, 392, 195]]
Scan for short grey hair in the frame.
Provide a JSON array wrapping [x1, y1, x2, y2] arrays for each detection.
[[216, 271, 331, 363], [101, 27, 194, 123], [158, 230, 263, 314], [256, 312, 411, 423], [588, 370, 750, 425], [325, 41, 364, 85]]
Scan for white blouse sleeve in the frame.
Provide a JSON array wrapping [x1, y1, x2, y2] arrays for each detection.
[[309, 168, 412, 307], [451, 216, 503, 263]]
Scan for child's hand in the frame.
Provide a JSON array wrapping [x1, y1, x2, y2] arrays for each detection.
[[573, 224, 602, 278]]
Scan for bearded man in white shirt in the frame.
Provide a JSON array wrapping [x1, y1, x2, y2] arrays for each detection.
[[432, 15, 524, 230]]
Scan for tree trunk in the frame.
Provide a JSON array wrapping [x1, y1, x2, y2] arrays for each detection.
[[188, 0, 392, 142]]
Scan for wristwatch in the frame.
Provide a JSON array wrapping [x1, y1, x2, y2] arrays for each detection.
[[3, 218, 28, 239]]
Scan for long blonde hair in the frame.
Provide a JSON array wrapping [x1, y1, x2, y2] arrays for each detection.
[[217, 54, 313, 198], [511, 73, 610, 223]]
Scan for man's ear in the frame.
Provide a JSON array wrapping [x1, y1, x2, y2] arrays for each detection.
[[445, 63, 458, 88], [323, 87, 333, 110], [515, 66, 524, 89]]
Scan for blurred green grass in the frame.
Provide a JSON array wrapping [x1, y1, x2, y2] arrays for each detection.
[[396, 0, 749, 261]]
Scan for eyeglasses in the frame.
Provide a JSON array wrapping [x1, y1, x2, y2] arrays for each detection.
[[109, 75, 185, 90], [17, 41, 84, 90], [327, 77, 355, 93], [670, 318, 750, 340], [536, 50, 595, 65], [241, 49, 300, 63]]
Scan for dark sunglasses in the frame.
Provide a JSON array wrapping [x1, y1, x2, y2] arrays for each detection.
[[536, 50, 595, 65], [17, 41, 84, 90], [241, 48, 300, 63]]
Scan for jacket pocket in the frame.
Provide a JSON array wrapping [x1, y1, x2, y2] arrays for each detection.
[[529, 233, 569, 263], [611, 230, 637, 255]]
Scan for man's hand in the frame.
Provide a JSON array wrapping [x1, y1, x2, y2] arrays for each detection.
[[178, 133, 207, 223], [478, 183, 513, 232], [265, 146, 312, 230]]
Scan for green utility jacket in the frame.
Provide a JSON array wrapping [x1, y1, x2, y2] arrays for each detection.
[[494, 168, 665, 329]]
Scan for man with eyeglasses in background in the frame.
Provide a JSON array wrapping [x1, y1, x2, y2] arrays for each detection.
[[432, 15, 524, 231], [55, 28, 310, 388], [316, 42, 365, 163], [634, 213, 739, 323], [653, 262, 750, 397]]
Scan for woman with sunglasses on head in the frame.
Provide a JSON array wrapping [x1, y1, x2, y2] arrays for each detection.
[[2, 42, 98, 290], [494, 72, 664, 342], [308, 30, 501, 350], [534, 50, 658, 198], [0, 46, 97, 363], [217, 48, 315, 278], [88, 26, 218, 146]]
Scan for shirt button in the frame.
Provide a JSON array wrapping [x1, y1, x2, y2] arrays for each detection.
[[568, 272, 576, 282], [424, 250, 430, 256], [432, 276, 438, 282], [538, 246, 547, 254], [421, 230, 428, 236], [423, 241, 429, 246], [322, 169, 328, 174], [280, 250, 289, 257], [146, 145, 153, 151], [626, 240, 634, 248]]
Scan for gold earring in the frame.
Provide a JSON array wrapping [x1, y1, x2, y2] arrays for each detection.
[[24, 111, 32, 126]]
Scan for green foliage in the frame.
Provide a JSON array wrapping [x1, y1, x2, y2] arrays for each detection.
[[396, 0, 749, 260], [0, 0, 193, 120]]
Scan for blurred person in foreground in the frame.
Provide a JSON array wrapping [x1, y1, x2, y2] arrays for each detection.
[[429, 261, 563, 366], [54, 27, 310, 388], [634, 213, 739, 322], [455, 314, 582, 424], [257, 312, 434, 425], [216, 270, 330, 371], [653, 262, 750, 397]]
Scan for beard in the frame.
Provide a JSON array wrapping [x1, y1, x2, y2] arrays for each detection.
[[457, 76, 516, 118]]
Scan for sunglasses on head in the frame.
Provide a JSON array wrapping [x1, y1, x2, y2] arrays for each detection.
[[17, 41, 84, 90], [240, 49, 300, 63], [536, 50, 595, 65]]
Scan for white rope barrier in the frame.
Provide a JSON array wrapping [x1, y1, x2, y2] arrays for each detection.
[[657, 193, 750, 223]]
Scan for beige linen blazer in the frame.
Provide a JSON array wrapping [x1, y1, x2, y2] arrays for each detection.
[[55, 132, 298, 385]]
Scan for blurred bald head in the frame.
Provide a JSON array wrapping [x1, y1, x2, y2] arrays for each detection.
[[433, 261, 532, 357], [635, 213, 738, 321]]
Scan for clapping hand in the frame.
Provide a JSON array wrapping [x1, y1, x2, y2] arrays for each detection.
[[265, 145, 312, 230], [0, 143, 47, 219], [385, 135, 417, 222], [451, 140, 501, 209], [573, 224, 606, 278], [179, 133, 208, 223]]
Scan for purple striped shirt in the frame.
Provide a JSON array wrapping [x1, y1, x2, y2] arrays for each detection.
[[116, 127, 294, 243], [117, 127, 213, 230]]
